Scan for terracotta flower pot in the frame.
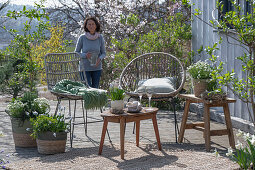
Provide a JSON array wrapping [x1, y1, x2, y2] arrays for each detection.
[[192, 78, 209, 97]]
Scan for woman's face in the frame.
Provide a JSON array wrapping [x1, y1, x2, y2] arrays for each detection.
[[86, 19, 97, 34]]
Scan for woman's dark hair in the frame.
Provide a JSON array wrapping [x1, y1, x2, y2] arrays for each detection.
[[83, 17, 101, 32]]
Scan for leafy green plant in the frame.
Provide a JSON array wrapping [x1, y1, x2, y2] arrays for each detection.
[[187, 60, 212, 79], [226, 130, 255, 170], [30, 114, 69, 139], [108, 88, 125, 101], [0, 2, 50, 98], [6, 91, 50, 121]]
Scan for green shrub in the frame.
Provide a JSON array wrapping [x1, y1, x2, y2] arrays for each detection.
[[30, 114, 69, 139]]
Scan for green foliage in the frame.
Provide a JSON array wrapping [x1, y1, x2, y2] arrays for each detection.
[[30, 114, 69, 139], [0, 2, 50, 98], [108, 88, 125, 101], [6, 91, 50, 121]]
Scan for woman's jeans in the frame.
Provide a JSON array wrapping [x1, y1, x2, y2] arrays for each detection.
[[82, 70, 101, 88]]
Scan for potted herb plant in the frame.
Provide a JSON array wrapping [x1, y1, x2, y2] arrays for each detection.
[[187, 60, 212, 97], [6, 92, 50, 147], [30, 113, 70, 154], [109, 87, 125, 114]]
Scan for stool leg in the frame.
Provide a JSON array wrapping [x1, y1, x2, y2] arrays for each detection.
[[120, 117, 125, 159], [223, 103, 235, 149], [204, 104, 211, 151], [136, 120, 140, 147], [178, 100, 190, 143], [99, 118, 108, 155], [100, 108, 111, 143], [152, 114, 162, 150]]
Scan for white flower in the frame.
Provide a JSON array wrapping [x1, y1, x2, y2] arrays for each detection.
[[226, 147, 233, 157], [53, 133, 56, 137], [236, 129, 243, 137], [65, 129, 69, 133], [32, 111, 38, 116], [250, 135, 255, 145], [243, 132, 250, 140], [26, 128, 30, 132], [235, 140, 243, 150], [26, 112, 30, 116], [49, 121, 52, 124], [214, 148, 220, 157]]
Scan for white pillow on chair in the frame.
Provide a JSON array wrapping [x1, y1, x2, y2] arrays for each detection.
[[136, 77, 176, 93]]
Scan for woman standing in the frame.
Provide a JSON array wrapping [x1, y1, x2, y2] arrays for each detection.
[[75, 16, 106, 88]]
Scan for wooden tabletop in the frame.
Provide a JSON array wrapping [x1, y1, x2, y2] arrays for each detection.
[[101, 107, 159, 117], [178, 94, 236, 104]]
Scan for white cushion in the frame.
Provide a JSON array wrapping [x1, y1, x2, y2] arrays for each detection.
[[136, 77, 176, 93]]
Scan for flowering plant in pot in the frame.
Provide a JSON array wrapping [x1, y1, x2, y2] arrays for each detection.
[[187, 60, 212, 97], [6, 92, 50, 147], [30, 113, 70, 154], [108, 87, 125, 114]]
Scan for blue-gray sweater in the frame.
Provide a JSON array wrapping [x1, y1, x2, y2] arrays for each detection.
[[75, 34, 106, 71]]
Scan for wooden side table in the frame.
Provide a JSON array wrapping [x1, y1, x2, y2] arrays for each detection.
[[178, 94, 236, 151], [98, 107, 162, 160]]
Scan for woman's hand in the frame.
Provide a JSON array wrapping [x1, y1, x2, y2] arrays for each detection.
[[95, 58, 101, 67], [86, 52, 92, 59]]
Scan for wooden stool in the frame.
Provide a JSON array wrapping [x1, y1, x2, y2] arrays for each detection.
[[98, 107, 161, 160], [178, 94, 236, 151]]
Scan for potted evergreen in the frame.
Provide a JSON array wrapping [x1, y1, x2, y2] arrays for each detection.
[[6, 92, 50, 147], [109, 87, 125, 114], [30, 113, 70, 154]]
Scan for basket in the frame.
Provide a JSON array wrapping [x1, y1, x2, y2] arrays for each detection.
[[11, 118, 37, 147], [36, 132, 67, 154]]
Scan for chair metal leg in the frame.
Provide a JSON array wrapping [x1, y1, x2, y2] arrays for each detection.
[[132, 122, 136, 134], [71, 100, 77, 148], [54, 97, 62, 116], [81, 101, 87, 135], [171, 98, 179, 143]]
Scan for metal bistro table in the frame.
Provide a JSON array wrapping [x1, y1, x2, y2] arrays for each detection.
[[98, 107, 162, 159], [178, 94, 236, 151]]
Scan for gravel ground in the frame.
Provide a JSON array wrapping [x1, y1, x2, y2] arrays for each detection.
[[5, 142, 239, 170]]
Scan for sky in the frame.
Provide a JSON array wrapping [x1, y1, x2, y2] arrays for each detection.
[[0, 0, 64, 7]]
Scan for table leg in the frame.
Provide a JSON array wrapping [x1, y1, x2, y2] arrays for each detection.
[[204, 104, 211, 151], [120, 117, 125, 159], [178, 100, 191, 143], [152, 114, 162, 150], [136, 120, 140, 147], [98, 118, 108, 155], [223, 103, 235, 149]]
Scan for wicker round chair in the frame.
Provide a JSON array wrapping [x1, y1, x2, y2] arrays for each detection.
[[119, 52, 186, 142]]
